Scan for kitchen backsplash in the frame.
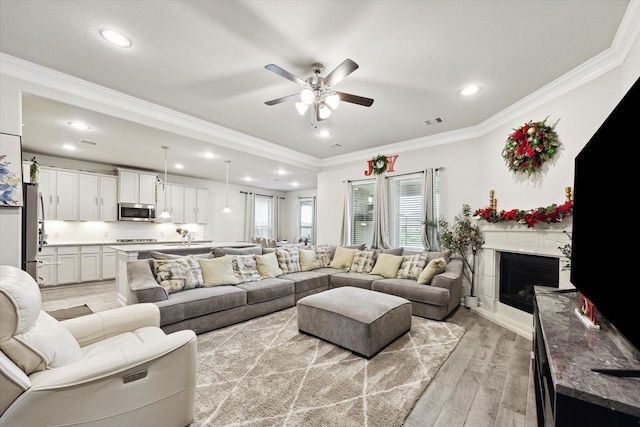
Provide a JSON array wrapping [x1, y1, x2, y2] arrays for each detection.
[[44, 221, 206, 245]]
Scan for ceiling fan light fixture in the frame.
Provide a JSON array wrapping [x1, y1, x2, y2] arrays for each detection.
[[325, 92, 340, 110], [300, 88, 315, 105], [295, 102, 309, 116], [318, 103, 332, 120]]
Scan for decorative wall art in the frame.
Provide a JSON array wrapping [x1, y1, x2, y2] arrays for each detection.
[[364, 154, 398, 176], [0, 133, 24, 207], [502, 116, 559, 177]]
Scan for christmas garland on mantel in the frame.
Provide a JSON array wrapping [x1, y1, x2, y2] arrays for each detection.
[[474, 201, 573, 228]]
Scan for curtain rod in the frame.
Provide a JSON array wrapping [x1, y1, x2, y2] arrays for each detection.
[[240, 191, 285, 199], [344, 167, 444, 183]]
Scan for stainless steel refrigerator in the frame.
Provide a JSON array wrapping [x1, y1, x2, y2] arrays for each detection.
[[21, 182, 45, 284]]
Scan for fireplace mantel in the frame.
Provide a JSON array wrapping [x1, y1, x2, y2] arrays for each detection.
[[473, 218, 573, 338]]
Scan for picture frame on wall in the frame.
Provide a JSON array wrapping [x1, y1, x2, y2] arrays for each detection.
[[0, 132, 24, 207]]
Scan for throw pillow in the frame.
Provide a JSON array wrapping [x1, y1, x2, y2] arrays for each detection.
[[256, 251, 284, 278], [417, 258, 447, 285], [370, 253, 404, 279], [349, 249, 379, 273], [425, 250, 452, 264], [382, 247, 404, 256], [153, 256, 204, 294], [198, 257, 239, 286], [329, 247, 356, 270], [275, 247, 301, 274], [227, 254, 262, 283], [299, 248, 320, 271], [311, 245, 332, 267], [396, 252, 428, 280]]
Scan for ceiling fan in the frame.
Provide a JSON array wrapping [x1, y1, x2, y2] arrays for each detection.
[[264, 59, 374, 121]]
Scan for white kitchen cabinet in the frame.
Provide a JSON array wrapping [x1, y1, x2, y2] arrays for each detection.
[[78, 174, 118, 221], [80, 246, 101, 282], [183, 187, 197, 224], [38, 168, 77, 221], [118, 169, 157, 205], [158, 184, 185, 223], [102, 247, 116, 279], [37, 247, 57, 286], [57, 246, 79, 284], [196, 188, 208, 224]]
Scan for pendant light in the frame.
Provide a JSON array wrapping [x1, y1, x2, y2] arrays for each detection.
[[158, 146, 171, 220], [223, 160, 232, 213]]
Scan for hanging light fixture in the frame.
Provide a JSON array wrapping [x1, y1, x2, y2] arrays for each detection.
[[158, 146, 171, 220], [222, 160, 232, 213]]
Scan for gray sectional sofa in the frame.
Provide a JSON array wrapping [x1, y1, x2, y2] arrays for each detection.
[[126, 245, 463, 335]]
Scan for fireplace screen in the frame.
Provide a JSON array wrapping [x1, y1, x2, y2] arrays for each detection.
[[499, 252, 559, 313]]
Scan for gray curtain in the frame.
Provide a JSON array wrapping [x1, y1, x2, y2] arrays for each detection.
[[371, 174, 390, 249], [338, 181, 352, 246], [243, 192, 255, 241], [273, 196, 281, 241], [421, 168, 438, 250], [311, 196, 317, 245]]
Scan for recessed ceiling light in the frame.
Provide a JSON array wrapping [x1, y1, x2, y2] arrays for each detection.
[[100, 29, 132, 48], [317, 130, 331, 137], [461, 85, 480, 96], [291, 181, 299, 187], [62, 144, 77, 151], [277, 169, 286, 175], [175, 163, 184, 169], [201, 152, 214, 159], [67, 121, 91, 130], [244, 176, 253, 181]]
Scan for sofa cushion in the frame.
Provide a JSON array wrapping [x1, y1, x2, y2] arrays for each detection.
[[198, 257, 239, 286], [153, 256, 204, 294], [382, 247, 404, 256], [417, 258, 447, 285], [276, 247, 301, 273], [370, 253, 404, 279], [331, 272, 384, 290], [425, 250, 452, 263], [372, 279, 450, 306], [396, 252, 428, 280], [236, 278, 294, 305], [279, 271, 330, 294], [149, 251, 214, 260], [299, 249, 320, 271], [256, 251, 284, 278], [349, 249, 379, 273], [155, 286, 247, 326], [329, 247, 356, 270], [227, 254, 262, 283], [212, 246, 262, 257]]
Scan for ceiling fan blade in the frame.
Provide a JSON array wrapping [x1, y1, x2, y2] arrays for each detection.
[[265, 64, 307, 86], [324, 59, 359, 87], [336, 91, 374, 107], [264, 94, 301, 106]]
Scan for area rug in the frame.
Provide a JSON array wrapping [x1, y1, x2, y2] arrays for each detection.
[[46, 304, 93, 321], [193, 307, 465, 426]]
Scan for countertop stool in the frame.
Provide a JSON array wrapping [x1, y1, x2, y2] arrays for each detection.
[[297, 286, 412, 358]]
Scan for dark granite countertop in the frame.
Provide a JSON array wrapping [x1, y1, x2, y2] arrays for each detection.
[[534, 287, 640, 417]]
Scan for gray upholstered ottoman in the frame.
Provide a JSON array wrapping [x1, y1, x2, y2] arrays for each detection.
[[297, 287, 412, 358]]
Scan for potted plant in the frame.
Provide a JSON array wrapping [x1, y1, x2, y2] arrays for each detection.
[[425, 204, 484, 307]]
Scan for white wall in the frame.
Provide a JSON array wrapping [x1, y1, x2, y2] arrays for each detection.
[[316, 32, 640, 247]]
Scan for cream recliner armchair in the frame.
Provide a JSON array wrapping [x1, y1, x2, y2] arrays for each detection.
[[0, 265, 197, 427]]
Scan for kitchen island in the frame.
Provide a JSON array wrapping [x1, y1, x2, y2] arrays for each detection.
[[110, 241, 258, 305]]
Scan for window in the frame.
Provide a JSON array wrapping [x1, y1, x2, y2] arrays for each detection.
[[254, 195, 273, 238], [389, 175, 423, 249], [299, 197, 314, 244], [350, 181, 375, 245]]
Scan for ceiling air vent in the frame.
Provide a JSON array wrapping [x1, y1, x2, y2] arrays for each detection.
[[79, 139, 98, 146], [424, 117, 445, 126], [328, 143, 343, 148]]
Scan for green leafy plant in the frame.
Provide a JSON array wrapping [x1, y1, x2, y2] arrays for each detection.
[[425, 204, 484, 297]]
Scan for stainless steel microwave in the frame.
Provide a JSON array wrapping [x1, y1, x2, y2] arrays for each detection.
[[118, 203, 156, 222]]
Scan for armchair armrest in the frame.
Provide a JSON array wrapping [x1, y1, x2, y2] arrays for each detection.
[[61, 304, 161, 347], [431, 258, 463, 290], [127, 259, 168, 303]]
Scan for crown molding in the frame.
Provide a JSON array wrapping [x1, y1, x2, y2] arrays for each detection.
[[0, 53, 322, 172]]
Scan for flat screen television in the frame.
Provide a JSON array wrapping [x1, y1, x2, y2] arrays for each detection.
[[571, 76, 639, 353]]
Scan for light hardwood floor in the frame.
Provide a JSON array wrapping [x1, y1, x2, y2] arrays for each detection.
[[40, 282, 538, 427]]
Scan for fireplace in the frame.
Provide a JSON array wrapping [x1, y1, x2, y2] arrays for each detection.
[[499, 252, 559, 313]]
